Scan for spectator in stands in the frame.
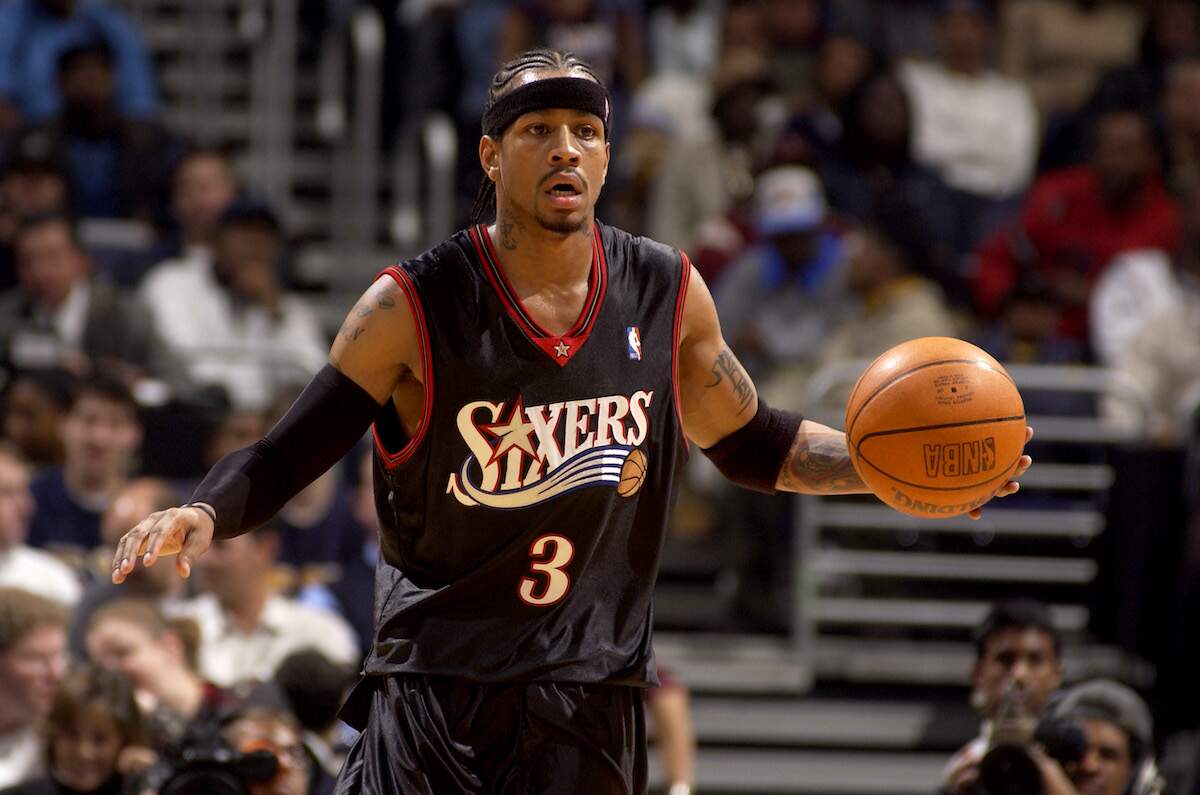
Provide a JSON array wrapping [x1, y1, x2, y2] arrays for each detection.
[[713, 165, 849, 398], [0, 664, 150, 795], [220, 707, 325, 795], [817, 70, 957, 259], [828, 0, 943, 61], [942, 598, 1064, 794], [900, 0, 1038, 252], [167, 524, 359, 688], [974, 276, 1088, 367], [267, 387, 365, 572], [0, 588, 68, 789], [273, 650, 356, 783], [27, 374, 141, 554], [1163, 55, 1200, 197], [1048, 679, 1164, 795], [141, 147, 239, 281], [2, 368, 76, 470], [9, 37, 179, 226], [295, 446, 378, 658], [646, 668, 696, 795], [1101, 190, 1200, 444], [0, 0, 158, 131], [819, 198, 957, 370], [499, 1, 647, 100], [999, 0, 1142, 121], [0, 154, 70, 294], [648, 0, 723, 80], [68, 478, 186, 658], [86, 598, 232, 748], [0, 443, 80, 607], [141, 200, 328, 410], [973, 106, 1179, 343], [648, 48, 780, 269], [0, 212, 181, 385], [782, 32, 878, 161]]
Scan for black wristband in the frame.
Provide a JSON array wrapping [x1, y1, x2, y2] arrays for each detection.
[[700, 399, 803, 494]]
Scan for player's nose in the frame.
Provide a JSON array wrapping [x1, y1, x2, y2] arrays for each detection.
[[547, 126, 581, 164]]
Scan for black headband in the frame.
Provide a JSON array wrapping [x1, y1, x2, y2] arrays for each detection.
[[482, 76, 610, 138]]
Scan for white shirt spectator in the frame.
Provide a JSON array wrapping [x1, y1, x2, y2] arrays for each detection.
[[140, 249, 328, 409], [901, 59, 1038, 198], [166, 592, 358, 688], [1090, 249, 1182, 366], [0, 725, 40, 789], [0, 546, 80, 607]]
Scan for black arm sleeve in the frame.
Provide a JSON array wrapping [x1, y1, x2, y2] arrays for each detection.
[[700, 398, 803, 494], [190, 364, 384, 539]]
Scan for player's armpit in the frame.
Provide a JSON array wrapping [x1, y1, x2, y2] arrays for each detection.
[[329, 271, 423, 402], [776, 420, 868, 495], [676, 266, 760, 448]]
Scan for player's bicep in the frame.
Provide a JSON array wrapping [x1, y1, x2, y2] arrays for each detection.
[[329, 273, 420, 403], [677, 266, 759, 448]]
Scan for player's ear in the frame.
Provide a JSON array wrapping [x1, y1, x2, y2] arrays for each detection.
[[479, 135, 501, 183], [602, 140, 610, 183]]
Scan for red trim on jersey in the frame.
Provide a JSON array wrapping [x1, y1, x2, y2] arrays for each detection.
[[372, 265, 434, 470], [469, 223, 607, 368], [672, 253, 692, 452]]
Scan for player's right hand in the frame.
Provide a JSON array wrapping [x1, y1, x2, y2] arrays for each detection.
[[111, 504, 214, 584]]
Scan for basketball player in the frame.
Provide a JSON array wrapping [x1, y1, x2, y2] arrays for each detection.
[[110, 50, 1032, 794]]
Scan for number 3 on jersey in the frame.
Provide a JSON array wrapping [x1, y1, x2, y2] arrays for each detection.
[[519, 534, 574, 606]]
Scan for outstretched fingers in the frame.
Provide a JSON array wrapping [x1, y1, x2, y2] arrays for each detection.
[[112, 512, 162, 584]]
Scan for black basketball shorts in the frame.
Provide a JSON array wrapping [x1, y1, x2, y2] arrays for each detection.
[[333, 675, 648, 794]]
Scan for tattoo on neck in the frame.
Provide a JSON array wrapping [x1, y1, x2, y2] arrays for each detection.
[[705, 349, 754, 414], [498, 214, 525, 251], [778, 432, 864, 494]]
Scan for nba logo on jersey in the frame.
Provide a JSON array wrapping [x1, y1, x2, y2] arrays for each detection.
[[626, 327, 642, 361]]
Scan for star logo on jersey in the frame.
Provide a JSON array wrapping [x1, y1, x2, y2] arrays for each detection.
[[554, 340, 570, 358], [626, 326, 642, 361], [480, 396, 539, 466]]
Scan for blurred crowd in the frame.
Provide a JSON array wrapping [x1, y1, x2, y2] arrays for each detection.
[[0, 0, 1199, 792]]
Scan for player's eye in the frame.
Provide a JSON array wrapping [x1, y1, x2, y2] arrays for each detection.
[[528, 123, 549, 135], [577, 125, 597, 140]]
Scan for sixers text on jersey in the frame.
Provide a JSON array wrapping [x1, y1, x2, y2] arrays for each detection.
[[448, 391, 654, 508]]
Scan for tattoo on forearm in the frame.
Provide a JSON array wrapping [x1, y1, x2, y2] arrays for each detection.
[[705, 350, 754, 413], [778, 433, 865, 494]]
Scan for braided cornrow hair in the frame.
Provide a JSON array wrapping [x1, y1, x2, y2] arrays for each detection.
[[469, 49, 605, 225]]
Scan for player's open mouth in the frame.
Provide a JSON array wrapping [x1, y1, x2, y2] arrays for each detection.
[[545, 180, 584, 209]]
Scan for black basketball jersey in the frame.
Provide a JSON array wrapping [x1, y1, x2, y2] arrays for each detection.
[[365, 221, 690, 687]]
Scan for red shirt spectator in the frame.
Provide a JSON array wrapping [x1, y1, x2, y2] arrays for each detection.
[[974, 109, 1179, 340]]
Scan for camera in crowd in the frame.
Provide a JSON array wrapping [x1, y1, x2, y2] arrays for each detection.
[[974, 680, 1165, 795], [141, 732, 280, 795]]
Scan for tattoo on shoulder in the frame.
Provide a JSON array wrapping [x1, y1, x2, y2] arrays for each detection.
[[339, 322, 365, 341], [705, 349, 754, 413], [355, 304, 372, 318], [377, 291, 396, 310], [778, 433, 864, 494]]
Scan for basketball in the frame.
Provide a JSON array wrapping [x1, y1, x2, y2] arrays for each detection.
[[619, 449, 648, 497], [845, 337, 1026, 518]]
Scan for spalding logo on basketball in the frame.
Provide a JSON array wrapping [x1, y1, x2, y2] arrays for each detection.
[[619, 449, 648, 497], [845, 337, 1026, 518]]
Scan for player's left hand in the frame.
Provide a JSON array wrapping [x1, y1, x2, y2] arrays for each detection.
[[967, 426, 1033, 521]]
